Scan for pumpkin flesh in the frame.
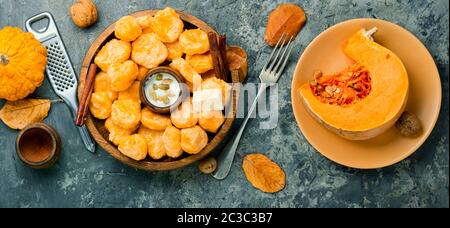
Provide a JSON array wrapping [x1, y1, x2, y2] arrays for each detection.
[[299, 28, 409, 140]]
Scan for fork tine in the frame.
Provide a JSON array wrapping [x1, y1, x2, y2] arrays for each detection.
[[274, 38, 295, 76], [262, 33, 286, 70], [267, 35, 288, 72], [272, 36, 293, 74]]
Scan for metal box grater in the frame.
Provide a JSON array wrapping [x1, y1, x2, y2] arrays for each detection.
[[25, 12, 95, 153]]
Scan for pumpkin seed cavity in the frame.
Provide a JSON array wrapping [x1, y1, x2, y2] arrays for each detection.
[[310, 64, 372, 106], [0, 54, 9, 65]]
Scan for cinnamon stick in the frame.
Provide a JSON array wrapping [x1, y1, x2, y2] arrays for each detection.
[[218, 35, 229, 81], [207, 32, 222, 80], [75, 63, 97, 126]]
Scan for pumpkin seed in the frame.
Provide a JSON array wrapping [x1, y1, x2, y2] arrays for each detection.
[[156, 74, 163, 80]]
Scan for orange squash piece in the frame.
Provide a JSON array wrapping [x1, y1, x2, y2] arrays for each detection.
[[298, 28, 409, 140]]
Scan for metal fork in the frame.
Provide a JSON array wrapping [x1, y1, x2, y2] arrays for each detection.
[[212, 34, 295, 180]]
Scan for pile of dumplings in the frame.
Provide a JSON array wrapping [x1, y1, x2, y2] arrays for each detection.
[[89, 7, 231, 161]]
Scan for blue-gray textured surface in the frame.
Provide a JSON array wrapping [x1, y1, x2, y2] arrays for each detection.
[[0, 0, 448, 208]]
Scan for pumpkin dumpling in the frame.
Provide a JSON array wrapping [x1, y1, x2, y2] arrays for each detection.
[[186, 53, 214, 74], [118, 81, 141, 103], [110, 99, 141, 130], [149, 7, 184, 43], [89, 92, 113, 119], [170, 98, 198, 129], [105, 118, 135, 146], [94, 71, 118, 101], [138, 126, 166, 160], [141, 107, 172, 131], [199, 110, 225, 133], [298, 28, 409, 140], [115, 16, 142, 42], [131, 33, 168, 69], [0, 27, 47, 101], [179, 29, 210, 55], [94, 39, 131, 72], [181, 125, 208, 154], [108, 60, 139, 92], [162, 126, 182, 158], [118, 134, 148, 161]]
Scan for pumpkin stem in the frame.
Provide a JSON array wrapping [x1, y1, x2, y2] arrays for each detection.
[[0, 54, 9, 65]]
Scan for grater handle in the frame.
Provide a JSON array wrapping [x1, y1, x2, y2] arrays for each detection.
[[65, 97, 96, 153], [25, 12, 58, 42]]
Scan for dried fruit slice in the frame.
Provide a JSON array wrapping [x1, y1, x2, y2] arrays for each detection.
[[94, 71, 118, 101], [170, 98, 198, 129], [162, 126, 182, 158], [141, 107, 172, 130], [105, 117, 135, 146], [118, 134, 148, 161], [108, 60, 139, 92], [242, 154, 286, 193], [94, 39, 131, 72], [181, 125, 208, 154], [264, 3, 306, 46], [186, 53, 213, 74], [198, 110, 225, 133], [179, 29, 210, 55], [138, 126, 166, 160], [169, 58, 202, 89], [110, 99, 141, 130], [201, 77, 231, 105], [118, 81, 141, 103], [115, 15, 142, 42], [165, 41, 184, 61], [131, 33, 168, 69], [89, 92, 112, 119], [150, 7, 184, 43]]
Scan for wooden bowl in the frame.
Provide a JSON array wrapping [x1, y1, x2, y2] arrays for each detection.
[[78, 10, 240, 171]]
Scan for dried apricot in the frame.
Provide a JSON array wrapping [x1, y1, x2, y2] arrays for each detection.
[[131, 33, 168, 69], [118, 134, 148, 161], [110, 99, 141, 130], [169, 58, 202, 89], [89, 92, 112, 119], [181, 125, 208, 154], [137, 66, 149, 81], [141, 107, 172, 130], [94, 39, 131, 72], [179, 29, 210, 55], [150, 7, 184, 43], [165, 41, 184, 61], [115, 15, 142, 42], [118, 81, 140, 103], [94, 71, 118, 101], [186, 53, 213, 74], [108, 60, 139, 92], [162, 126, 182, 158], [170, 98, 198, 129], [138, 126, 166, 160], [199, 110, 225, 133], [105, 118, 135, 146]]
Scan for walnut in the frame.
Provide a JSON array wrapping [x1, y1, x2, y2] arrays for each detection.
[[198, 157, 217, 174], [395, 112, 422, 137], [70, 0, 98, 28]]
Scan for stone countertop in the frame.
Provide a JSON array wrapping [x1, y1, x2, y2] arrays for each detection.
[[0, 0, 448, 208]]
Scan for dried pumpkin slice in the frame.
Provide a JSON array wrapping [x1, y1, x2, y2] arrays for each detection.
[[181, 125, 208, 154], [169, 58, 202, 89], [108, 60, 139, 92], [131, 33, 168, 69], [138, 126, 166, 160], [298, 28, 409, 140], [110, 99, 141, 130], [170, 98, 198, 129], [186, 53, 213, 74], [89, 92, 112, 119], [242, 154, 286, 193], [162, 126, 182, 158], [118, 81, 140, 103], [198, 110, 225, 133], [141, 107, 172, 131], [165, 41, 184, 61], [94, 39, 131, 72], [94, 71, 118, 101], [150, 7, 184, 43], [105, 118, 135, 146], [118, 134, 148, 161]]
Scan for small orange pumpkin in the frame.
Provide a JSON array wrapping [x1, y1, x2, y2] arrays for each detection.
[[0, 26, 47, 101]]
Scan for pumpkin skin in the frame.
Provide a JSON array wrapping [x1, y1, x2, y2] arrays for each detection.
[[298, 28, 409, 140], [0, 27, 47, 101]]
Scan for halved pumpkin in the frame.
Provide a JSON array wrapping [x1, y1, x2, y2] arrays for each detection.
[[298, 28, 409, 140]]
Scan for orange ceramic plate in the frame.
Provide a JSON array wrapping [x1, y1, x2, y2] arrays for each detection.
[[291, 18, 442, 169]]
